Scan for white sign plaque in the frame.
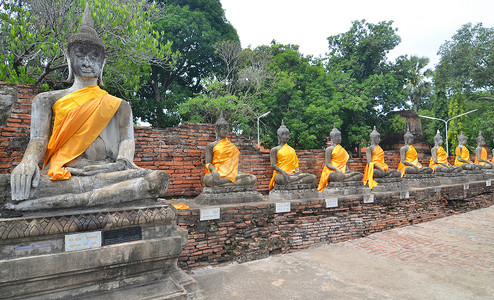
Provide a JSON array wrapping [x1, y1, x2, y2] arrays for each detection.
[[363, 194, 374, 203], [275, 202, 291, 213], [200, 208, 221, 221], [325, 198, 338, 208], [486, 180, 491, 187], [434, 187, 441, 193], [65, 231, 101, 252], [464, 183, 470, 190], [400, 191, 410, 199]]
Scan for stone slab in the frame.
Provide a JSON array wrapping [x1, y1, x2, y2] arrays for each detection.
[[322, 181, 370, 197], [269, 184, 322, 201], [402, 173, 440, 188], [195, 185, 264, 205], [370, 177, 406, 192]]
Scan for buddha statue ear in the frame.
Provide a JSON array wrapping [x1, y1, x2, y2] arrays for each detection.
[[65, 50, 73, 82], [98, 57, 106, 86]]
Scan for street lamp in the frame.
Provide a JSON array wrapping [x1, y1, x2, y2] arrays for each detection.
[[418, 109, 478, 155], [257, 111, 271, 148]]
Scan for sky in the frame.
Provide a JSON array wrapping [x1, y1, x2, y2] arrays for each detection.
[[220, 0, 494, 68]]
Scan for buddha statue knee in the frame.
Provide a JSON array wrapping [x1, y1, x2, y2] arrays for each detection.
[[269, 121, 316, 191], [318, 125, 363, 191], [7, 5, 168, 211], [202, 113, 257, 187], [398, 127, 433, 177]]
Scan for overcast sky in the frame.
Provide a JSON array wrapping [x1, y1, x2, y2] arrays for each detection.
[[220, 0, 494, 68]]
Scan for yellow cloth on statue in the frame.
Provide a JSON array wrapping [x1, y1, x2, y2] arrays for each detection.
[[362, 145, 388, 189], [43, 85, 121, 181], [474, 147, 488, 165], [173, 204, 189, 210], [205, 138, 240, 183], [317, 144, 349, 192], [269, 144, 299, 191], [429, 146, 448, 172], [454, 146, 470, 166], [397, 145, 420, 177]]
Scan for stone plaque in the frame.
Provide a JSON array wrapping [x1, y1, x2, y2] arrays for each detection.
[[102, 226, 141, 246], [325, 198, 338, 208], [486, 180, 491, 187], [65, 231, 101, 252], [363, 194, 374, 204], [464, 183, 470, 190], [275, 202, 291, 213], [434, 187, 441, 193], [200, 208, 221, 221], [400, 191, 410, 199]]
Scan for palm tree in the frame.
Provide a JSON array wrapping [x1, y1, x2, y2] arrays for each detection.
[[406, 56, 433, 112]]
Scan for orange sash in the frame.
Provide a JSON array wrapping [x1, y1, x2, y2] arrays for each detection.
[[429, 146, 448, 172], [454, 146, 470, 166], [474, 147, 488, 165], [398, 145, 420, 177], [43, 85, 121, 181], [205, 138, 240, 183], [269, 144, 299, 191], [363, 145, 388, 189], [318, 144, 349, 192]]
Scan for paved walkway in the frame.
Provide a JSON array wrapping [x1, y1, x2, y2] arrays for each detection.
[[191, 206, 494, 299]]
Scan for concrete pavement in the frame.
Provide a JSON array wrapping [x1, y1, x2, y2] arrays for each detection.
[[191, 206, 494, 299]]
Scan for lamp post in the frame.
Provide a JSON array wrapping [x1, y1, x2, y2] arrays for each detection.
[[257, 111, 271, 148], [418, 109, 478, 155]]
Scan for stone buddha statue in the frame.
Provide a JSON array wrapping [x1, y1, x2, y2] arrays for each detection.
[[269, 121, 316, 190], [474, 131, 494, 169], [397, 128, 433, 177], [429, 130, 461, 173], [203, 114, 257, 187], [7, 4, 168, 211], [362, 126, 400, 189], [454, 132, 480, 170], [318, 125, 363, 192]]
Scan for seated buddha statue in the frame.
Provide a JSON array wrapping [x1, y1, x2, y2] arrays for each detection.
[[429, 130, 461, 173], [454, 132, 480, 170], [474, 131, 494, 169], [203, 114, 257, 187], [318, 125, 363, 192], [362, 126, 400, 189], [269, 121, 316, 191], [7, 4, 168, 211], [397, 128, 433, 177]]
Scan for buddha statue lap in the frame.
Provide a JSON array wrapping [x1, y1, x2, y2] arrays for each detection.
[[7, 5, 168, 211], [397, 128, 433, 177], [362, 126, 400, 189], [454, 132, 481, 171], [429, 130, 461, 173], [269, 121, 316, 191], [318, 125, 363, 192], [474, 131, 494, 169]]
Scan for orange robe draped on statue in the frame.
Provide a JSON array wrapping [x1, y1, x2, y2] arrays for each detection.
[[362, 145, 388, 189], [397, 145, 421, 177], [205, 138, 240, 183], [429, 146, 448, 172], [43, 85, 121, 181], [269, 144, 299, 191], [317, 144, 349, 192], [454, 146, 470, 166], [474, 147, 488, 165]]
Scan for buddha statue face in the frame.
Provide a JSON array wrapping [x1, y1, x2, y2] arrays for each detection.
[[476, 135, 485, 146], [69, 42, 105, 80], [278, 128, 290, 144], [434, 135, 443, 146], [331, 132, 342, 145], [458, 134, 467, 146]]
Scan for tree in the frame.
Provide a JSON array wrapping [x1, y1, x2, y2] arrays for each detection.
[[397, 55, 433, 112], [0, 0, 171, 96]]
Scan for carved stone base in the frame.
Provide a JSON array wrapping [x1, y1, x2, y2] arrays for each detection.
[[461, 169, 490, 182], [434, 172, 467, 185], [322, 181, 370, 197], [269, 183, 322, 201], [0, 202, 198, 299], [195, 185, 264, 205], [371, 176, 406, 192], [402, 173, 440, 188]]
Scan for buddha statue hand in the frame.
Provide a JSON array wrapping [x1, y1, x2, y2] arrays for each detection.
[[10, 159, 41, 201], [66, 157, 139, 176]]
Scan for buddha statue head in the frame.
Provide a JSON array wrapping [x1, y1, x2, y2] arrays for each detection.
[[214, 111, 229, 140], [66, 3, 106, 85], [277, 120, 290, 144], [476, 131, 485, 146], [433, 130, 443, 146], [404, 126, 414, 145], [369, 126, 380, 145], [330, 124, 342, 145], [458, 131, 467, 146]]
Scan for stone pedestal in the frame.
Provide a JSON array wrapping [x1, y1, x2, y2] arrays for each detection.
[[434, 172, 466, 185], [321, 181, 370, 197], [269, 184, 322, 201], [195, 185, 264, 205], [462, 169, 489, 182], [480, 169, 494, 180], [402, 173, 440, 188], [371, 177, 405, 192], [0, 203, 197, 299]]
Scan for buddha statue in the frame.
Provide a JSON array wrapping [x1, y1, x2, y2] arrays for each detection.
[[7, 4, 168, 211], [362, 126, 400, 189], [269, 121, 316, 190], [474, 131, 494, 169], [454, 132, 480, 170], [397, 127, 433, 177], [318, 124, 363, 192], [203, 114, 257, 187], [429, 130, 461, 173]]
